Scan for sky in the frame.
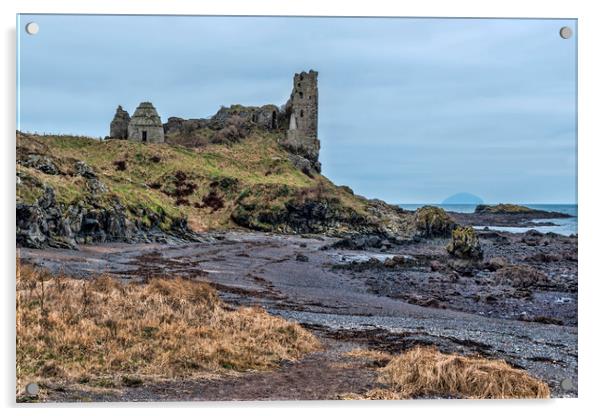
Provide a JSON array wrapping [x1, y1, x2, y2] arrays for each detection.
[[17, 15, 577, 204]]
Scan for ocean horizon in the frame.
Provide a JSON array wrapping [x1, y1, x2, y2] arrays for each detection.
[[397, 203, 578, 236]]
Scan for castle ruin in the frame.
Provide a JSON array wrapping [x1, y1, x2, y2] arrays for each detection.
[[108, 70, 320, 171], [281, 70, 320, 171], [109, 102, 165, 144]]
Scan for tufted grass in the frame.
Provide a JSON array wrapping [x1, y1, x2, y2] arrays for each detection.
[[16, 261, 320, 396], [378, 346, 550, 399]]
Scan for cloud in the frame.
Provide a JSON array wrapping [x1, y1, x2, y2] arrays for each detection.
[[18, 15, 577, 203]]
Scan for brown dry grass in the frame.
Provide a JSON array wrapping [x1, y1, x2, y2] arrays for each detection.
[[339, 389, 402, 400], [344, 348, 392, 363], [378, 346, 550, 399], [16, 262, 320, 392]]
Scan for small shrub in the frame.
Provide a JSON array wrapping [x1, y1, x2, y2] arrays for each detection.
[[202, 190, 225, 212], [113, 160, 127, 171], [121, 376, 143, 387]]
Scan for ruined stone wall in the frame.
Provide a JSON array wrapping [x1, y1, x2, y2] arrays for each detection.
[[108, 71, 320, 169], [109, 106, 130, 139], [128, 125, 165, 144]]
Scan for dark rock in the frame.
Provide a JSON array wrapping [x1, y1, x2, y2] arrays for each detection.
[[75, 161, 97, 179], [16, 203, 47, 248], [484, 257, 508, 271], [524, 253, 561, 263], [430, 260, 444, 272], [15, 184, 199, 249], [449, 259, 477, 276], [331, 234, 384, 250], [22, 154, 59, 175], [295, 253, 309, 262], [519, 315, 564, 326], [475, 204, 536, 214], [493, 265, 549, 288], [383, 255, 415, 268]]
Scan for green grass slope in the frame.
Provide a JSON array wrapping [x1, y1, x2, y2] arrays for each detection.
[[17, 131, 414, 238]]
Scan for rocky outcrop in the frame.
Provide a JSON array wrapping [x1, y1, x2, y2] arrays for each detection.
[[493, 265, 549, 288], [475, 204, 536, 214], [21, 155, 59, 175], [414, 206, 455, 238], [446, 226, 483, 260], [232, 198, 369, 235], [16, 184, 198, 249], [230, 184, 413, 239]]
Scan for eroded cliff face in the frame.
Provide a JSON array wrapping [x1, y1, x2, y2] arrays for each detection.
[[17, 165, 195, 249]]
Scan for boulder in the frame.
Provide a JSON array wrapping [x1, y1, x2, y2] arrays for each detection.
[[484, 257, 508, 271], [446, 226, 483, 260], [331, 234, 384, 250], [493, 265, 549, 288], [22, 154, 59, 175], [75, 161, 97, 179], [414, 206, 454, 238]]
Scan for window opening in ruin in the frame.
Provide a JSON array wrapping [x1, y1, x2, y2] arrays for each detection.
[[142, 131, 147, 142], [299, 91, 303, 99], [300, 110, 304, 118], [271, 111, 277, 129]]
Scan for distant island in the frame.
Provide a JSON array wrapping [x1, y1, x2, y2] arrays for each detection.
[[441, 192, 484, 205]]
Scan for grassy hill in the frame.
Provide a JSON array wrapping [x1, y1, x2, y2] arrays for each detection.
[[17, 131, 414, 246]]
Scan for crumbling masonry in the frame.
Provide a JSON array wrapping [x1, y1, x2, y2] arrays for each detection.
[[109, 70, 320, 171]]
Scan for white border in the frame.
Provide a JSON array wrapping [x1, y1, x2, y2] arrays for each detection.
[[2, 1, 601, 415]]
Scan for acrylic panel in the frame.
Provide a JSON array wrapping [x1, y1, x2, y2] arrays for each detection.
[[16, 15, 577, 402]]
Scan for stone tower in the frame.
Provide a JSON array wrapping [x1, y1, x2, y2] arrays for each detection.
[[127, 102, 165, 144], [109, 105, 130, 139], [288, 70, 318, 139], [281, 70, 321, 172]]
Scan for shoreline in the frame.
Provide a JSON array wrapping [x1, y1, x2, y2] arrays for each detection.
[[19, 225, 578, 400]]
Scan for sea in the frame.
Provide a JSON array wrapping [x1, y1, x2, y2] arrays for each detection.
[[397, 204, 578, 236]]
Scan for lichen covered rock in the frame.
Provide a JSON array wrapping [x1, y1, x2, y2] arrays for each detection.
[[446, 226, 483, 260], [414, 206, 454, 238]]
